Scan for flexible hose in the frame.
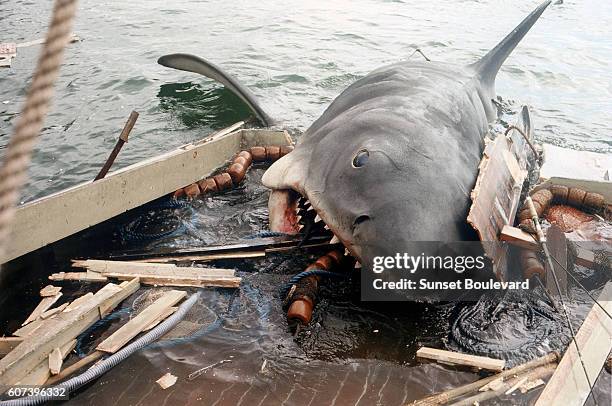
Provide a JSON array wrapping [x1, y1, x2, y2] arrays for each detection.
[[0, 291, 201, 406]]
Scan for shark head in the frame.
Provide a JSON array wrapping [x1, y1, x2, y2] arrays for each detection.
[[263, 0, 551, 273], [262, 107, 454, 267]]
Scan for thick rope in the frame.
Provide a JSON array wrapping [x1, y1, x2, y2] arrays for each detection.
[[0, 0, 78, 257]]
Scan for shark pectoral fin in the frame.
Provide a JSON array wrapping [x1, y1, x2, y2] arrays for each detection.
[[158, 53, 275, 127], [262, 152, 308, 192]]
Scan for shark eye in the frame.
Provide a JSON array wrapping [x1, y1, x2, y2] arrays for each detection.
[[352, 149, 369, 168]]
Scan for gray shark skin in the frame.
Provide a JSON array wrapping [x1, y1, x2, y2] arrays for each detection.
[[264, 2, 550, 275], [159, 2, 551, 299]]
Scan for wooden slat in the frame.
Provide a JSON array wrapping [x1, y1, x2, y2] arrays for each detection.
[[499, 225, 538, 250], [143, 307, 177, 331], [0, 280, 140, 385], [1, 126, 292, 264], [0, 337, 23, 356], [68, 260, 240, 288], [535, 282, 612, 406], [63, 292, 95, 312], [467, 106, 532, 280], [416, 347, 505, 372], [72, 259, 235, 277], [22, 293, 62, 326], [40, 302, 69, 319], [48, 348, 62, 375], [96, 290, 186, 353], [40, 285, 62, 297], [49, 272, 108, 282]]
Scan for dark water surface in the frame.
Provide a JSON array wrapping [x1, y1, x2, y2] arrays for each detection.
[[1, 0, 611, 405]]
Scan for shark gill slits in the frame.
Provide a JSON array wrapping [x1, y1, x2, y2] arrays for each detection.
[[352, 149, 369, 168]]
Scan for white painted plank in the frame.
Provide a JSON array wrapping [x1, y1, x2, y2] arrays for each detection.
[[1, 126, 292, 264]]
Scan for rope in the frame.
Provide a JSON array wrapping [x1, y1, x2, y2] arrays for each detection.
[[280, 268, 348, 299], [0, 0, 78, 257]]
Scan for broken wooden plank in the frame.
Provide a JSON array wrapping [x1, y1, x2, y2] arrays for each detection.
[[46, 350, 104, 386], [0, 280, 140, 386], [49, 271, 108, 282], [143, 307, 177, 332], [97, 290, 186, 353], [72, 259, 235, 277], [575, 246, 597, 269], [0, 337, 23, 356], [535, 282, 612, 406], [63, 292, 95, 312], [48, 348, 62, 375], [416, 347, 505, 372], [40, 302, 69, 319], [22, 293, 63, 326], [1, 126, 296, 264], [40, 285, 62, 297], [467, 106, 532, 280], [499, 225, 538, 250], [520, 378, 545, 393], [13, 319, 44, 338], [68, 260, 240, 288], [47, 339, 76, 376], [156, 372, 177, 389]]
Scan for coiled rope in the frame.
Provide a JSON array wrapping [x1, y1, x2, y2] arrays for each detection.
[[0, 0, 78, 257]]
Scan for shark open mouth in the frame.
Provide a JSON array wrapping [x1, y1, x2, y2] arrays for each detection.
[[268, 189, 344, 247]]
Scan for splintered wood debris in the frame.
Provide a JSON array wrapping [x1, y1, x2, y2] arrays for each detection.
[[156, 372, 178, 389], [49, 259, 242, 288]]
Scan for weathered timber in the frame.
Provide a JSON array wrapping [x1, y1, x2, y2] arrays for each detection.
[[535, 282, 612, 406], [416, 347, 505, 372], [499, 225, 538, 250], [96, 290, 186, 353], [467, 106, 532, 280], [0, 279, 140, 385]]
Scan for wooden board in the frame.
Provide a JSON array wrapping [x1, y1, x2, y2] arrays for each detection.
[[72, 259, 235, 277], [535, 282, 612, 406], [0, 337, 23, 356], [0, 280, 139, 385], [416, 347, 505, 372], [21, 293, 62, 326], [1, 126, 293, 264], [499, 225, 538, 250], [96, 290, 186, 353], [467, 106, 532, 280], [59, 260, 240, 288]]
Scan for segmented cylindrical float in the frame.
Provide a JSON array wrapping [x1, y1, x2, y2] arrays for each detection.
[[173, 145, 294, 199], [517, 185, 605, 232], [286, 250, 344, 325]]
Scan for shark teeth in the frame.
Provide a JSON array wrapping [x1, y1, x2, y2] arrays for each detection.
[[314, 214, 322, 223], [354, 261, 362, 269], [330, 235, 340, 244]]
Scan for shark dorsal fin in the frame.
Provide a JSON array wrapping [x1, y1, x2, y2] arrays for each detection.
[[471, 1, 551, 87]]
